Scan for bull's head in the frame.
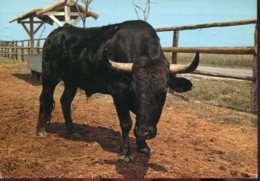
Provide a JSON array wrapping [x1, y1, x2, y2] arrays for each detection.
[[108, 51, 199, 140]]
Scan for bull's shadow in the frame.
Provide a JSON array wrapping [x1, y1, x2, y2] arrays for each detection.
[[12, 73, 41, 86], [48, 122, 167, 178]]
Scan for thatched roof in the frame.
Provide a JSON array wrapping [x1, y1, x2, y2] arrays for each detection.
[[10, 0, 98, 24]]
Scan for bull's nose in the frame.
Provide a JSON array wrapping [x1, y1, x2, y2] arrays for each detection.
[[141, 129, 150, 137], [135, 126, 156, 139]]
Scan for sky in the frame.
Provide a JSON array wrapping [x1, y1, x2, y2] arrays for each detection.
[[0, 0, 257, 47]]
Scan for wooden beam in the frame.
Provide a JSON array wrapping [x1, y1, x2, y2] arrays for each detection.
[[251, 28, 258, 113], [44, 12, 81, 16], [192, 70, 254, 81], [21, 23, 30, 37], [65, 5, 71, 23], [251, 1, 259, 114], [29, 16, 34, 53], [48, 15, 63, 26], [33, 23, 44, 34], [19, 20, 44, 24], [162, 46, 256, 55], [156, 19, 257, 32]]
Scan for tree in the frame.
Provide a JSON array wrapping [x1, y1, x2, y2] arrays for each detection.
[[75, 0, 93, 28], [132, 0, 151, 21]]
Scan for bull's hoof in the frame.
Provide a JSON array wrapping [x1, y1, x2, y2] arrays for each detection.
[[139, 148, 154, 156], [36, 128, 47, 137], [138, 147, 153, 156], [118, 154, 134, 162]]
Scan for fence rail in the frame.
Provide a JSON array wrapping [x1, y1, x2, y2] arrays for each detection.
[[156, 19, 256, 32], [162, 46, 255, 55]]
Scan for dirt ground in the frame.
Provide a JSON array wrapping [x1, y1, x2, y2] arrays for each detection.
[[0, 59, 257, 178]]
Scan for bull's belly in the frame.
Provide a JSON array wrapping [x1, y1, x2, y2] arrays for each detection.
[[76, 80, 110, 97]]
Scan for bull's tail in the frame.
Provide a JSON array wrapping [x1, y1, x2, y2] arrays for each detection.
[[36, 79, 57, 135]]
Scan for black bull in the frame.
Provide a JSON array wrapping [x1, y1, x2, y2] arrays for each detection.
[[36, 20, 199, 162]]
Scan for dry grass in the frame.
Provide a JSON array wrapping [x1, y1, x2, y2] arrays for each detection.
[[172, 74, 256, 126], [165, 52, 254, 116]]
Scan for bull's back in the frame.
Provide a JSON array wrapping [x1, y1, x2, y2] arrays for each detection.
[[105, 20, 163, 64], [41, 20, 164, 80]]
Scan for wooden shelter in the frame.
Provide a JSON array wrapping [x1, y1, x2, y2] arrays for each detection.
[[10, 0, 99, 52]]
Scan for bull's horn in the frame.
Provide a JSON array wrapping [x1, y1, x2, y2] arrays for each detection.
[[169, 50, 199, 74], [108, 58, 133, 73]]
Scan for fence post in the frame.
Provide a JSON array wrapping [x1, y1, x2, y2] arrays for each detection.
[[6, 43, 8, 58], [7, 42, 9, 58], [0, 42, 3, 57], [21, 41, 24, 61], [172, 30, 179, 64], [28, 40, 30, 58], [11, 41, 14, 59], [7, 43, 10, 58], [3, 45, 5, 57], [15, 41, 18, 60], [251, 27, 258, 114]]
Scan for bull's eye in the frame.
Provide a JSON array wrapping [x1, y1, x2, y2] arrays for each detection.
[[150, 74, 155, 79]]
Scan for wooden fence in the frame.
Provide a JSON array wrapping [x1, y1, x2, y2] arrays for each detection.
[[156, 19, 256, 63], [0, 38, 45, 61], [0, 19, 258, 112], [155, 19, 257, 113], [156, 20, 256, 81]]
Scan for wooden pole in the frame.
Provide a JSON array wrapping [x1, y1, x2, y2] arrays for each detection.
[[29, 16, 34, 54], [251, 28, 258, 113], [65, 5, 71, 24], [252, 0, 260, 115], [193, 70, 253, 81], [21, 41, 24, 61], [11, 41, 14, 59], [15, 41, 18, 60], [172, 30, 179, 64], [27, 40, 30, 57], [162, 46, 255, 55], [156, 19, 257, 32], [8, 42, 10, 58]]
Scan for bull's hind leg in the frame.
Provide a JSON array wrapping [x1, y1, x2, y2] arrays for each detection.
[[37, 79, 58, 136], [60, 82, 77, 135]]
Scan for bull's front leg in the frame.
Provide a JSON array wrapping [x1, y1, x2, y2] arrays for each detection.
[[113, 95, 133, 162], [136, 136, 151, 155]]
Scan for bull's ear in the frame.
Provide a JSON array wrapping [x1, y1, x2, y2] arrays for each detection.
[[168, 75, 193, 93]]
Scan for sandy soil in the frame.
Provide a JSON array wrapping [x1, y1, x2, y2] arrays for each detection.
[[0, 60, 257, 178]]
